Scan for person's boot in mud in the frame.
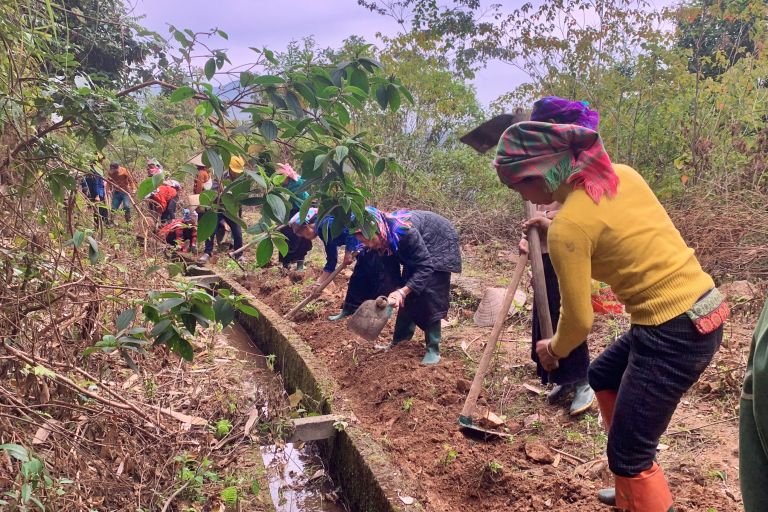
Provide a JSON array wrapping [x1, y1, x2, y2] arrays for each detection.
[[328, 309, 352, 321], [422, 321, 441, 365]]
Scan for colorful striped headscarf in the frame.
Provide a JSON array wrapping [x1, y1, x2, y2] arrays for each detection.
[[494, 122, 618, 204], [358, 206, 412, 253], [531, 96, 599, 130]]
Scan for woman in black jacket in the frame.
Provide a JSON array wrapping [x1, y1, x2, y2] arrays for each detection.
[[355, 207, 461, 365]]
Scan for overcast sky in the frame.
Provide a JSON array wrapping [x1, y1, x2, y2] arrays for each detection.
[[132, 0, 527, 107], [132, 0, 676, 108]]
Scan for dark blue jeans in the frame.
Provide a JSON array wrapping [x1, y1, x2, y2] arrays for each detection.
[[588, 313, 722, 476], [204, 213, 242, 256]]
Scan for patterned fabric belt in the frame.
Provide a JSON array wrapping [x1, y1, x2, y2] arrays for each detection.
[[686, 288, 730, 335]]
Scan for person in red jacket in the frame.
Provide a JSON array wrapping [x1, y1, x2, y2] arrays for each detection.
[[147, 183, 178, 223]]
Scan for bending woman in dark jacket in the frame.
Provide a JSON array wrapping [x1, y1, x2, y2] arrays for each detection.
[[354, 207, 462, 365], [290, 208, 401, 320]]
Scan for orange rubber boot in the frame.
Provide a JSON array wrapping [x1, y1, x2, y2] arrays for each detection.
[[595, 389, 618, 430], [615, 463, 674, 512]]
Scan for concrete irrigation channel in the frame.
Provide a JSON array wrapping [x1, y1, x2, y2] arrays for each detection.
[[185, 261, 419, 512]]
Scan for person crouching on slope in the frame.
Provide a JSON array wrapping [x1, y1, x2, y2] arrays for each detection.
[[354, 207, 461, 365]]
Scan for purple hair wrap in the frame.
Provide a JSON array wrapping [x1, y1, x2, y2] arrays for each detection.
[[530, 96, 600, 131]]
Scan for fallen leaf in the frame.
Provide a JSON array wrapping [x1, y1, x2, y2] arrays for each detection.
[[243, 407, 260, 436], [121, 374, 139, 390], [32, 420, 56, 445], [399, 495, 415, 505], [32, 427, 51, 444], [523, 383, 544, 395], [552, 453, 561, 468], [309, 469, 325, 481], [157, 407, 207, 426], [288, 389, 304, 408]]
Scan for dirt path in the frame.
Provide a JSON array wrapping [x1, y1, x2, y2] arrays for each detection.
[[232, 244, 746, 512]]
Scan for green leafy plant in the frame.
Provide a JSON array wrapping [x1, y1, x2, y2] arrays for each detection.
[[0, 444, 72, 511], [265, 354, 277, 372], [402, 397, 414, 413], [487, 461, 503, 474], [213, 419, 233, 439], [140, 284, 258, 361], [220, 486, 238, 507], [441, 445, 458, 466], [174, 454, 219, 502]]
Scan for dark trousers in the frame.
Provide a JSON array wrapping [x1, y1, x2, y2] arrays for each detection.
[[278, 223, 312, 265], [89, 194, 109, 227], [532, 254, 590, 385], [588, 314, 722, 476], [204, 214, 242, 255], [161, 197, 177, 223], [343, 251, 402, 311]]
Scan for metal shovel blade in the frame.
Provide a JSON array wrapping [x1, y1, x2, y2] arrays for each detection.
[[346, 296, 392, 341], [458, 415, 511, 441]]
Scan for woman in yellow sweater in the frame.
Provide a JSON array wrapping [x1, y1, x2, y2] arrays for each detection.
[[494, 119, 729, 511]]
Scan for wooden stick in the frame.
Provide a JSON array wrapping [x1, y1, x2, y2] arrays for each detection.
[[667, 416, 738, 436], [552, 447, 586, 464], [284, 257, 352, 320], [525, 202, 558, 371], [459, 252, 529, 420]]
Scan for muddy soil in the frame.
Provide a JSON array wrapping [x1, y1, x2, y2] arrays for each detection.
[[233, 245, 746, 512]]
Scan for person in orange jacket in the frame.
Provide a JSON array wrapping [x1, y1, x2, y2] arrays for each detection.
[[106, 162, 137, 223]]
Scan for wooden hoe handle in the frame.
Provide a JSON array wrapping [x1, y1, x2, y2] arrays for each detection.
[[459, 251, 529, 419]]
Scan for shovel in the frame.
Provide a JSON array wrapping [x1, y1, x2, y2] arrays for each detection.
[[284, 258, 352, 320], [458, 251, 528, 439], [346, 296, 393, 341]]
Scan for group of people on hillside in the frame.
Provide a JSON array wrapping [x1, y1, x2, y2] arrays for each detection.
[[80, 94, 755, 511], [80, 157, 198, 252], [275, 96, 733, 512]]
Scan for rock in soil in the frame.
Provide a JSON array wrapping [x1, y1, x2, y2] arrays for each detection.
[[525, 441, 555, 464]]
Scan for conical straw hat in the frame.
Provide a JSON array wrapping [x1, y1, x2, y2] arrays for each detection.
[[474, 287, 527, 327]]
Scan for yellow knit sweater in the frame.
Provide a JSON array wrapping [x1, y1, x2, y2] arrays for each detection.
[[548, 164, 714, 357]]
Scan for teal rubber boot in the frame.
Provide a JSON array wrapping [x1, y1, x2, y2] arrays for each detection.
[[570, 380, 596, 416], [328, 309, 352, 321], [296, 260, 305, 271], [391, 314, 416, 348], [547, 383, 574, 404], [421, 322, 441, 365]]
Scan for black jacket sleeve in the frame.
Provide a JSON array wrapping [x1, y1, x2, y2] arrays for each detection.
[[396, 228, 435, 294]]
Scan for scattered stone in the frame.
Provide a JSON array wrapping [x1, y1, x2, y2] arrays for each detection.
[[525, 441, 555, 464], [399, 495, 415, 505], [478, 409, 505, 429], [524, 412, 541, 427]]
